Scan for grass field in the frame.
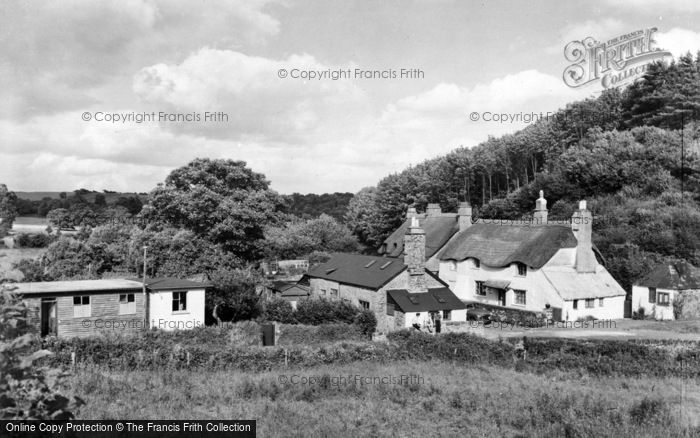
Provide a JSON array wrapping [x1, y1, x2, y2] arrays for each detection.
[[66, 360, 700, 437]]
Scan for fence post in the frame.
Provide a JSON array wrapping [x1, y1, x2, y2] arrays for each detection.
[[187, 351, 191, 368], [284, 348, 288, 368], [71, 351, 76, 370]]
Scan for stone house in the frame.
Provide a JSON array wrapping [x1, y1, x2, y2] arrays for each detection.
[[304, 218, 466, 334], [436, 193, 626, 321], [631, 261, 700, 320], [9, 277, 208, 338]]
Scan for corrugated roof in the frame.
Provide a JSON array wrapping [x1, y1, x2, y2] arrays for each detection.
[[381, 214, 459, 259], [438, 224, 577, 268], [9, 279, 143, 295], [636, 261, 700, 290], [126, 277, 211, 290], [542, 265, 626, 300], [387, 287, 467, 313], [306, 253, 407, 289]]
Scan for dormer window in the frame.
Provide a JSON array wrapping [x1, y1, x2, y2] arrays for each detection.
[[516, 262, 527, 276]]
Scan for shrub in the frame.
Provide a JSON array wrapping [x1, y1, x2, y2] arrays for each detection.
[[295, 298, 357, 325], [262, 298, 297, 324], [632, 307, 646, 320], [15, 233, 53, 248], [629, 397, 671, 425], [354, 309, 377, 337], [0, 287, 84, 419]]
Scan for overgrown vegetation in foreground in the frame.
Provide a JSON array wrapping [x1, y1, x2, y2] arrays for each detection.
[[68, 360, 700, 438], [41, 325, 700, 379]]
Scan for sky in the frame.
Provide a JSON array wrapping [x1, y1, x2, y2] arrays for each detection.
[[2, 0, 700, 195]]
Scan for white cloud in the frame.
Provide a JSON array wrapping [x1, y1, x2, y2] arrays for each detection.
[[656, 28, 700, 57], [601, 0, 700, 13]]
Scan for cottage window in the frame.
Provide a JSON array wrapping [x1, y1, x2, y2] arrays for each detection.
[[172, 291, 187, 312], [449, 261, 457, 271], [359, 300, 370, 310], [472, 258, 480, 269], [657, 292, 670, 306], [599, 298, 604, 307], [585, 299, 594, 308], [514, 290, 526, 305], [73, 296, 91, 318], [442, 310, 451, 320], [573, 300, 578, 309], [475, 281, 486, 296], [320, 289, 327, 296], [119, 293, 135, 315], [516, 263, 527, 276], [330, 288, 339, 297], [648, 287, 656, 304]]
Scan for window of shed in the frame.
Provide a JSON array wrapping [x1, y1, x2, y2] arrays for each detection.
[[119, 293, 135, 315], [73, 295, 91, 318], [172, 291, 188, 312]]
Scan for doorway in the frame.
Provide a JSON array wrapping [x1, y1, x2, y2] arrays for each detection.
[[497, 290, 506, 306], [40, 299, 57, 337]]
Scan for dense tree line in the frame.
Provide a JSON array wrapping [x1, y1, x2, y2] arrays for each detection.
[[281, 192, 354, 221]]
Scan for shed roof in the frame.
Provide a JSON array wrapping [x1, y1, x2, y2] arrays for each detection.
[[542, 265, 626, 300], [438, 224, 577, 268], [126, 277, 211, 290], [387, 287, 467, 313], [9, 279, 143, 295], [381, 214, 459, 259], [306, 253, 407, 290], [636, 261, 700, 290]]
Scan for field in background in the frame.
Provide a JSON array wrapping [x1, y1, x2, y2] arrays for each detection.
[[68, 360, 700, 437]]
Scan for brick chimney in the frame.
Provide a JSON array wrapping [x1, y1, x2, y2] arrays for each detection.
[[571, 200, 596, 273], [533, 190, 547, 225], [404, 216, 428, 293], [406, 206, 417, 220], [426, 203, 442, 217], [458, 202, 472, 232]]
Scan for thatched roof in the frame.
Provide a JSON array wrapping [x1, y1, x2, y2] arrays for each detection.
[[438, 223, 577, 268]]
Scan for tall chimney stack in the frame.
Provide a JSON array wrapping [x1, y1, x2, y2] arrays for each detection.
[[404, 216, 428, 293], [426, 203, 442, 217], [533, 190, 547, 225], [406, 206, 417, 220], [571, 200, 596, 273], [458, 202, 472, 232]]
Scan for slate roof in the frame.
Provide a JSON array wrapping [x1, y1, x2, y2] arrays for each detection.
[[126, 277, 211, 290], [542, 265, 626, 299], [9, 279, 143, 295], [281, 284, 310, 298], [387, 287, 467, 313], [381, 214, 459, 259], [636, 261, 700, 290], [306, 253, 407, 290], [438, 224, 577, 268]]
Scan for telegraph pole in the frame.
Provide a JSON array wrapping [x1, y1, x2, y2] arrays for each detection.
[[142, 246, 148, 330]]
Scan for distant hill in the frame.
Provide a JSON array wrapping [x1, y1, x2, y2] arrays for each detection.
[[15, 190, 147, 202]]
